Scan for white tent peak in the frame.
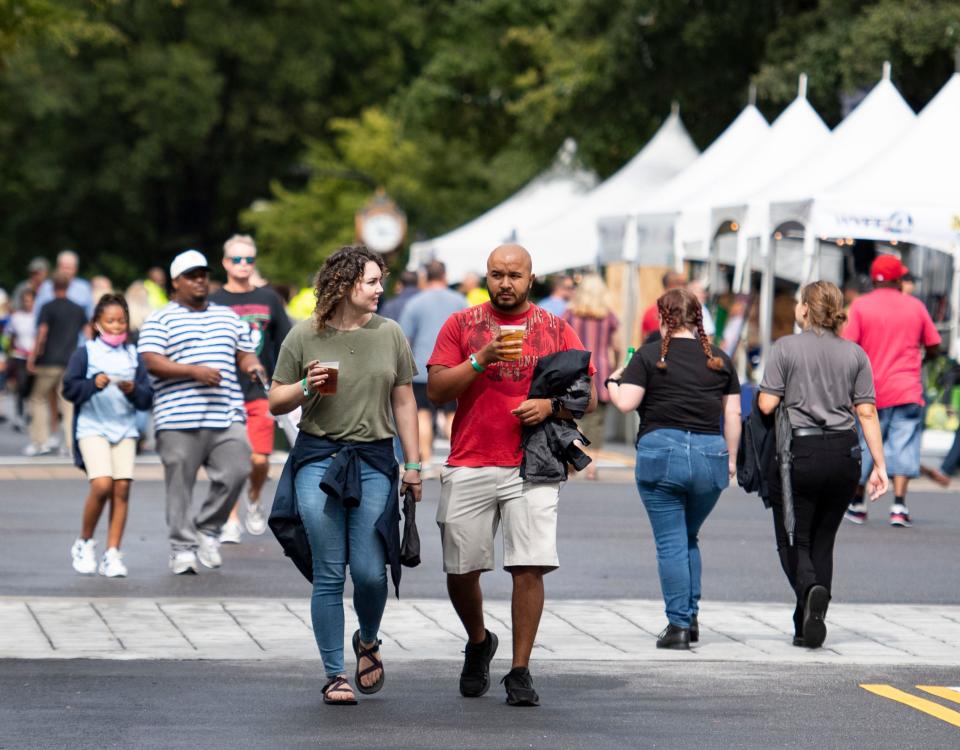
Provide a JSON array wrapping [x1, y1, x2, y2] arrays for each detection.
[[769, 75, 914, 204], [516, 109, 699, 274], [407, 138, 597, 282]]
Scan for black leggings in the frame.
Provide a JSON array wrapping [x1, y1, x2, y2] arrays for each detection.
[[767, 430, 861, 635]]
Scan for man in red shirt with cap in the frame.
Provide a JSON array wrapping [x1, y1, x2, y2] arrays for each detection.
[[842, 254, 941, 527]]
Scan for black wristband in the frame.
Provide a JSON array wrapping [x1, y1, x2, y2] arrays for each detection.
[[604, 377, 622, 387]]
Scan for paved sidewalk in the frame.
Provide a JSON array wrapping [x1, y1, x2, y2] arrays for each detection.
[[5, 596, 960, 666]]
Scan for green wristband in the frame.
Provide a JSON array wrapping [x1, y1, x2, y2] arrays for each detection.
[[301, 376, 313, 397], [469, 353, 485, 372], [404, 462, 422, 471]]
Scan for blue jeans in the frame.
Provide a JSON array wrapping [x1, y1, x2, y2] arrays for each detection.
[[634, 429, 729, 628], [295, 458, 390, 677], [858, 403, 923, 482]]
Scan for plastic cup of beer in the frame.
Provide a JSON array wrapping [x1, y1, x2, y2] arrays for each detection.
[[313, 361, 340, 395], [499, 325, 526, 361]]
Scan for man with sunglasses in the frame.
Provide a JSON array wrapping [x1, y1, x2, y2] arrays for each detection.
[[211, 235, 291, 543], [138, 250, 265, 574]]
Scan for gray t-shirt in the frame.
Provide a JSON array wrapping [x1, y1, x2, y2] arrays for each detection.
[[398, 287, 467, 383], [760, 330, 875, 431]]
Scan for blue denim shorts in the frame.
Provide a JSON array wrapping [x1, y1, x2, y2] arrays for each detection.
[[859, 403, 923, 481]]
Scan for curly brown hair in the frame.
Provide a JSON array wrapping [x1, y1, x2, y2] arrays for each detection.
[[656, 288, 724, 372], [312, 245, 386, 330]]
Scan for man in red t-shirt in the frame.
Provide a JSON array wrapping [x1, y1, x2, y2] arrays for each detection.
[[842, 254, 941, 528], [427, 244, 596, 707]]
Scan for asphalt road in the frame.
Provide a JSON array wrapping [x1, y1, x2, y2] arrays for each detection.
[[2, 476, 958, 604], [2, 659, 958, 750]]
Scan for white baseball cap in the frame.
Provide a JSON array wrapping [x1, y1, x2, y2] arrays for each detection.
[[170, 249, 210, 279]]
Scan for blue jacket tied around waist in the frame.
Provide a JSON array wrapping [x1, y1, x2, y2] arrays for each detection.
[[269, 433, 403, 596]]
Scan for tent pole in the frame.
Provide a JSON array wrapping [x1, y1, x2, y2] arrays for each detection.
[[759, 231, 774, 377], [951, 243, 960, 359], [800, 226, 817, 285]]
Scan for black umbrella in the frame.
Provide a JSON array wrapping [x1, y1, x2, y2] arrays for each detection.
[[775, 405, 795, 546]]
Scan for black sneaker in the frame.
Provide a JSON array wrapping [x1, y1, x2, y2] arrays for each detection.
[[656, 623, 690, 650], [690, 614, 699, 643], [802, 585, 829, 649], [501, 666, 540, 707], [460, 630, 498, 697]]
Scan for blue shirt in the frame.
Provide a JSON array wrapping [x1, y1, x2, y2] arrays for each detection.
[[76, 339, 140, 443], [137, 302, 255, 431], [538, 296, 568, 317], [398, 288, 467, 383]]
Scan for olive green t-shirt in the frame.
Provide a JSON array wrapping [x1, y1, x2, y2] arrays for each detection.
[[273, 315, 417, 441]]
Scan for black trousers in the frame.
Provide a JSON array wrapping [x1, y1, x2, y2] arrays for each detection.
[[767, 430, 861, 635]]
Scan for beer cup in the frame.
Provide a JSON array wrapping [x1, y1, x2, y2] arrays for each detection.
[[499, 325, 526, 361], [312, 361, 340, 395]]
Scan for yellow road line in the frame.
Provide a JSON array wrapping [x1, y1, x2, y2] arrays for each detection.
[[917, 686, 960, 706], [860, 684, 960, 728]]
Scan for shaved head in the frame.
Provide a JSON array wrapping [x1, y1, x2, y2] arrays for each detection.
[[487, 243, 532, 274], [486, 244, 535, 314]]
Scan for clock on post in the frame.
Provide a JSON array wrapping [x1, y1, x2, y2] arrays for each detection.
[[355, 190, 407, 254]]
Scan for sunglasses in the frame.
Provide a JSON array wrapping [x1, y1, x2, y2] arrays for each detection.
[[229, 256, 256, 265]]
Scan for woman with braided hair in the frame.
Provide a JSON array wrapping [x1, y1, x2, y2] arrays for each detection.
[[607, 288, 741, 649], [270, 245, 421, 705]]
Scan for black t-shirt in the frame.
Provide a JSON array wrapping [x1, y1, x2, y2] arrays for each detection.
[[37, 298, 88, 366], [209, 286, 292, 401], [622, 338, 740, 440]]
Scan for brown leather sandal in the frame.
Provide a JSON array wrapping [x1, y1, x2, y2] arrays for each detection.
[[352, 629, 385, 695], [322, 675, 357, 705]]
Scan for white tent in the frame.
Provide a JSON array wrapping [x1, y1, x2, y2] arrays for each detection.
[[596, 104, 770, 266], [809, 72, 960, 252], [765, 68, 916, 286], [516, 108, 699, 275], [407, 139, 596, 284]]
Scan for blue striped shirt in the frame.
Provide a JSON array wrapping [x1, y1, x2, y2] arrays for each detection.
[[137, 303, 255, 431]]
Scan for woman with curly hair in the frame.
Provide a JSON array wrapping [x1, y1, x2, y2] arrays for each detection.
[[606, 288, 741, 650], [757, 281, 887, 649], [269, 246, 421, 705]]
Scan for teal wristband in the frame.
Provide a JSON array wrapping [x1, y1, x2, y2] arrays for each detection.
[[301, 376, 313, 397], [469, 353, 485, 372], [404, 462, 422, 471]]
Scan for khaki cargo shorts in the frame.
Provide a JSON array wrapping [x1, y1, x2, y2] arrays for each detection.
[[437, 465, 561, 574]]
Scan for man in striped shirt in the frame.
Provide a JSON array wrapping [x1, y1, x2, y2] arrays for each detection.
[[138, 250, 264, 575]]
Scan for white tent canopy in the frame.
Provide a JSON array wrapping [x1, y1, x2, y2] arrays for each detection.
[[407, 138, 596, 284], [596, 104, 770, 266], [809, 72, 960, 251], [516, 108, 699, 276]]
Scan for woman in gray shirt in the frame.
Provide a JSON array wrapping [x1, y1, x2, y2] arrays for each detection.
[[757, 281, 888, 649]]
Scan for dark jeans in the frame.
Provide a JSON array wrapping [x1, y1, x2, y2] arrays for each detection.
[[767, 430, 861, 636], [941, 425, 960, 475]]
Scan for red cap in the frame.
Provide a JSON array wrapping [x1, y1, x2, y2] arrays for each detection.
[[870, 254, 908, 282]]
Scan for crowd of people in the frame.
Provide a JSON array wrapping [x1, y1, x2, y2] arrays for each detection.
[[0, 238, 948, 707]]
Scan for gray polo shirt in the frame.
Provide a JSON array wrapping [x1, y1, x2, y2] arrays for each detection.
[[760, 329, 875, 431]]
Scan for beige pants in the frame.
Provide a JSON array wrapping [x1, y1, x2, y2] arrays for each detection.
[[437, 465, 561, 574], [29, 366, 72, 452], [78, 436, 137, 480]]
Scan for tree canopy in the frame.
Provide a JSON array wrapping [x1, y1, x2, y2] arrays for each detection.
[[1, 0, 958, 290]]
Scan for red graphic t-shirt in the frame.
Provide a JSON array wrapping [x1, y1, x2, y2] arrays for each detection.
[[428, 302, 594, 467]]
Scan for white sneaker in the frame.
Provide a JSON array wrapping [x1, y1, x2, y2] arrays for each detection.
[[23, 442, 50, 457], [98, 547, 128, 578], [244, 499, 267, 536], [42, 435, 61, 452], [70, 538, 97, 575], [219, 519, 243, 544], [197, 534, 222, 569], [169, 550, 198, 575]]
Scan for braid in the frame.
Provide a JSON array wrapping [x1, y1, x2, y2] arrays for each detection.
[[696, 307, 724, 371], [656, 308, 680, 370]]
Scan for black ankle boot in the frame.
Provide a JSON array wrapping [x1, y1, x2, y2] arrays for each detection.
[[690, 615, 699, 643], [656, 623, 690, 650]]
